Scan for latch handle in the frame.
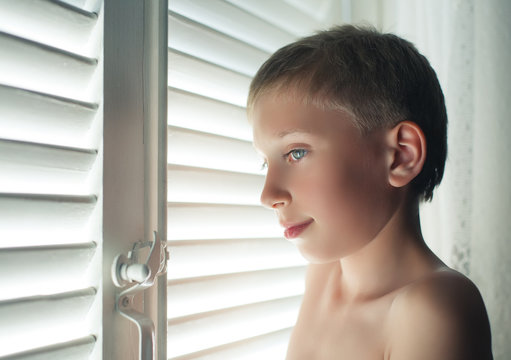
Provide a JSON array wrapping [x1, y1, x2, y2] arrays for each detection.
[[120, 263, 150, 283], [112, 231, 168, 360]]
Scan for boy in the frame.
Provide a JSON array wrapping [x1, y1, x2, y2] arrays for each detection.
[[248, 25, 492, 359]]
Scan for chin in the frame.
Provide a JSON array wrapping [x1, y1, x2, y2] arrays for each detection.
[[296, 243, 341, 264]]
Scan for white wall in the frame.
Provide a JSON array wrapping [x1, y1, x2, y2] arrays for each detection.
[[471, 1, 511, 358]]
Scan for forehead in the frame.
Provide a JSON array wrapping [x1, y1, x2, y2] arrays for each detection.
[[250, 90, 358, 149]]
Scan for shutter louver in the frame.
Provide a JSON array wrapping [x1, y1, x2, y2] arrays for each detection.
[[167, 1, 312, 358], [0, 0, 102, 359]]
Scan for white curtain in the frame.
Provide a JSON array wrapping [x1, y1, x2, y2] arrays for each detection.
[[350, 0, 510, 358]]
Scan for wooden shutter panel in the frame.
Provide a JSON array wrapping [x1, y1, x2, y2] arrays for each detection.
[[0, 0, 103, 358], [165, 1, 325, 358]]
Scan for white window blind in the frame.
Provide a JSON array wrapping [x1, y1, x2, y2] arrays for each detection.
[[0, 0, 103, 359], [165, 1, 334, 358]]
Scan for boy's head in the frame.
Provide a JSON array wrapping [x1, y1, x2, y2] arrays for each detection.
[[248, 25, 447, 202]]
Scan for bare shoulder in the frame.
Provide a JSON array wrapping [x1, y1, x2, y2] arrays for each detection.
[[387, 269, 493, 360], [393, 269, 487, 316]]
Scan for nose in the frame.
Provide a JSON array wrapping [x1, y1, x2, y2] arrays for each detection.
[[260, 167, 290, 209]]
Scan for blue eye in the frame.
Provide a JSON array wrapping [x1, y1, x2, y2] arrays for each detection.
[[287, 149, 308, 161]]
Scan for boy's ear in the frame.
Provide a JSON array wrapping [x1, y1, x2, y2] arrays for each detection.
[[386, 121, 426, 188]]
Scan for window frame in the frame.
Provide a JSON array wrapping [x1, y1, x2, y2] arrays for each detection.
[[103, 0, 168, 359]]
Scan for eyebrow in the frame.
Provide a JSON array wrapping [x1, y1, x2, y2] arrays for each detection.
[[277, 128, 311, 138]]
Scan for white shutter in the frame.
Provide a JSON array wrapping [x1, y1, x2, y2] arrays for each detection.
[[0, 0, 103, 359], [166, 1, 322, 358]]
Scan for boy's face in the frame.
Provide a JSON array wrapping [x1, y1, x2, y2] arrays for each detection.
[[251, 91, 398, 263]]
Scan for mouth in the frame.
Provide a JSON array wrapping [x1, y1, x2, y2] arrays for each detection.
[[282, 219, 313, 239]]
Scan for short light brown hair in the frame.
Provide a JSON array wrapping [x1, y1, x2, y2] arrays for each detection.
[[248, 25, 447, 201]]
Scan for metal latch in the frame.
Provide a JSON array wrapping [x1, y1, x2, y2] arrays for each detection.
[[111, 231, 169, 360]]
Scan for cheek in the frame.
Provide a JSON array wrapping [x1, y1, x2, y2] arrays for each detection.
[[296, 163, 359, 225], [315, 158, 388, 238]]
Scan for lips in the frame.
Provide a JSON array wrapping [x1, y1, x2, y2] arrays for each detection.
[[282, 219, 313, 239]]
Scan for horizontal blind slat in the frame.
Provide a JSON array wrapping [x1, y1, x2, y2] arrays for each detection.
[[168, 266, 306, 317], [167, 204, 280, 240], [58, 0, 101, 13], [167, 238, 305, 279], [0, 32, 97, 102], [1, 336, 96, 360], [171, 329, 291, 360], [0, 288, 96, 357], [0, 243, 97, 301], [225, 0, 323, 37], [168, 12, 269, 77], [168, 165, 263, 205], [0, 139, 96, 171], [168, 296, 301, 358], [0, 139, 98, 195], [168, 50, 250, 107], [0, 194, 97, 247], [169, 0, 295, 53], [0, 0, 98, 57], [168, 88, 250, 141], [168, 126, 261, 174], [0, 85, 98, 148]]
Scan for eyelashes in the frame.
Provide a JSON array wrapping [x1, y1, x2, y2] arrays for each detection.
[[260, 148, 309, 170], [286, 149, 308, 162]]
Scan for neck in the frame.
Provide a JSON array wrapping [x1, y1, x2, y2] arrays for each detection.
[[336, 197, 443, 303]]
